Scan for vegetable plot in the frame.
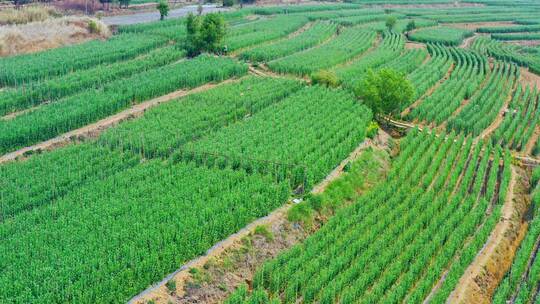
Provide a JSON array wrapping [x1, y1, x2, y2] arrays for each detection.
[[0, 55, 247, 155], [239, 21, 337, 62], [176, 85, 372, 187], [225, 129, 512, 304], [0, 161, 290, 304], [267, 27, 376, 76], [409, 26, 473, 46], [99, 76, 303, 158], [0, 33, 168, 86]]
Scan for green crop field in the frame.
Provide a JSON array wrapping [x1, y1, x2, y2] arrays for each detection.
[[2, 1, 540, 303]]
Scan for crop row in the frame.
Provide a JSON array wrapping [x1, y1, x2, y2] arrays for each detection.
[[225, 15, 308, 51], [0, 157, 290, 304], [99, 76, 304, 158], [472, 36, 540, 74], [406, 43, 453, 102], [175, 85, 372, 188], [0, 55, 247, 155], [0, 33, 167, 86], [492, 167, 540, 304], [267, 27, 376, 76], [239, 21, 337, 62], [492, 84, 540, 151], [408, 26, 473, 46], [478, 24, 540, 33], [225, 129, 511, 303], [492, 32, 540, 41], [408, 46, 487, 124], [0, 46, 186, 117], [333, 31, 404, 89], [447, 62, 518, 135]]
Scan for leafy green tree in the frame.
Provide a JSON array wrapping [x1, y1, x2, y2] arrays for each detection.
[[157, 1, 169, 21], [385, 16, 397, 31], [119, 0, 131, 8], [223, 0, 234, 7], [355, 68, 414, 117], [186, 12, 227, 57], [406, 20, 416, 32]]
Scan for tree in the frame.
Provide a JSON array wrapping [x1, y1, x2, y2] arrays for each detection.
[[119, 0, 131, 8], [385, 16, 397, 31], [355, 68, 414, 117], [223, 0, 234, 7], [406, 20, 416, 32], [157, 1, 169, 21], [185, 12, 226, 56]]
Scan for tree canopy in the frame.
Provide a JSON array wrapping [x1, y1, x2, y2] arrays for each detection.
[[355, 68, 414, 117], [186, 13, 227, 57]]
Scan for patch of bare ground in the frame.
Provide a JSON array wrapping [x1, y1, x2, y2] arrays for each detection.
[[449, 166, 531, 304], [0, 16, 110, 57], [520, 67, 540, 88], [448, 21, 515, 31], [460, 33, 478, 49], [405, 41, 426, 50], [0, 78, 241, 164], [401, 62, 455, 118], [128, 131, 392, 304]]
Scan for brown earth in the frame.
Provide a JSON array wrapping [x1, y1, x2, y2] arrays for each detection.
[[460, 33, 478, 49], [128, 131, 392, 304], [449, 21, 515, 31], [405, 41, 426, 50], [0, 78, 241, 164], [449, 166, 531, 304]]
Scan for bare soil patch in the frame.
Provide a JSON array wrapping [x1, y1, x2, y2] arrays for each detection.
[[405, 41, 426, 50], [129, 131, 392, 304], [460, 33, 478, 49], [508, 40, 540, 47], [0, 16, 110, 57], [0, 78, 240, 164], [366, 2, 483, 8], [449, 166, 531, 304]]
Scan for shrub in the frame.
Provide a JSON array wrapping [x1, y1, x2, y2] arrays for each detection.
[[311, 70, 339, 88], [287, 202, 313, 226], [223, 0, 234, 7], [88, 20, 99, 34], [254, 225, 274, 241], [165, 280, 176, 294], [367, 121, 379, 139]]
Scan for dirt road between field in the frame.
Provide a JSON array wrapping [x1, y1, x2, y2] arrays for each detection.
[[449, 166, 530, 304], [460, 34, 478, 49], [0, 78, 241, 165], [520, 67, 540, 88], [128, 131, 391, 304]]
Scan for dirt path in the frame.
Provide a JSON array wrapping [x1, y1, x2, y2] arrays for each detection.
[[460, 33, 479, 49], [128, 131, 391, 304], [520, 67, 540, 88], [401, 63, 455, 118], [0, 78, 241, 165], [449, 166, 530, 304]]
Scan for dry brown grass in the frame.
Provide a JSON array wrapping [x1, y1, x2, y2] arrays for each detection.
[[0, 16, 110, 57], [0, 5, 60, 25]]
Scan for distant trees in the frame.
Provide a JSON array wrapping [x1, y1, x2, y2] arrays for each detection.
[[406, 20, 416, 32], [119, 0, 131, 9], [355, 68, 414, 117], [157, 1, 169, 20], [185, 12, 227, 56], [385, 16, 397, 31]]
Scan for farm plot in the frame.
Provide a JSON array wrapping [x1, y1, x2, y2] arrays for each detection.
[[0, 143, 140, 221], [225, 15, 309, 51], [225, 129, 512, 304], [408, 47, 487, 125], [0, 160, 290, 304], [0, 33, 168, 86], [0, 46, 186, 117], [409, 26, 474, 46], [176, 85, 372, 188], [239, 21, 337, 62], [333, 32, 404, 89], [0, 55, 247, 155], [99, 76, 304, 158], [406, 44, 453, 102], [472, 37, 540, 73], [446, 62, 518, 136], [267, 27, 376, 76], [491, 85, 540, 151]]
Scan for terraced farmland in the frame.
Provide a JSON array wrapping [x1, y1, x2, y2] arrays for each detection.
[[2, 1, 540, 304]]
